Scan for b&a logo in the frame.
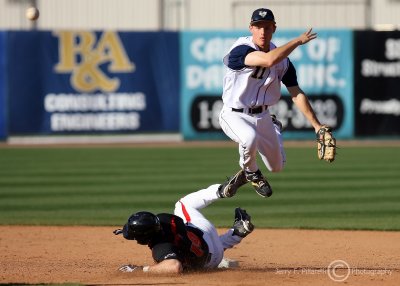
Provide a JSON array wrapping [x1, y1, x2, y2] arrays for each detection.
[[53, 31, 135, 92]]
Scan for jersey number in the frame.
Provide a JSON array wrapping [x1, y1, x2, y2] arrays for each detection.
[[251, 66, 266, 79], [187, 231, 204, 257]]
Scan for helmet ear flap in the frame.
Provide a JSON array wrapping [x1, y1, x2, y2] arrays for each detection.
[[122, 223, 135, 240]]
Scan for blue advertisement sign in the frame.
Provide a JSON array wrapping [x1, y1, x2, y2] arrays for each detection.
[[180, 30, 354, 139], [7, 31, 180, 134], [180, 31, 239, 140], [0, 31, 7, 140]]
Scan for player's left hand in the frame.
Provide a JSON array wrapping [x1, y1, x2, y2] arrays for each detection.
[[316, 125, 337, 162], [118, 264, 143, 272]]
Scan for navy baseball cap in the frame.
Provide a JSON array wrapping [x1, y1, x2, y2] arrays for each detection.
[[250, 8, 275, 24]]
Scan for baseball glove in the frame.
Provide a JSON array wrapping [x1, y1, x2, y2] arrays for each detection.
[[316, 125, 336, 162]]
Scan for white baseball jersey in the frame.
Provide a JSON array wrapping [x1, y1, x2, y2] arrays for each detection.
[[222, 36, 290, 108]]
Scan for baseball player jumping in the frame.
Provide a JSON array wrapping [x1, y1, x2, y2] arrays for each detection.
[[114, 177, 252, 273], [219, 8, 325, 198]]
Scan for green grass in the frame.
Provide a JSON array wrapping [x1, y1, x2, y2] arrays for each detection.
[[0, 145, 399, 230]]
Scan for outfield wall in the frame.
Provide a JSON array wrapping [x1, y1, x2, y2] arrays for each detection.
[[0, 31, 7, 140], [181, 30, 353, 140], [6, 31, 180, 137], [354, 31, 400, 136], [0, 30, 399, 141]]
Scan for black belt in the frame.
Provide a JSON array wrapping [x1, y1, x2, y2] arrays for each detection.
[[232, 105, 268, 114]]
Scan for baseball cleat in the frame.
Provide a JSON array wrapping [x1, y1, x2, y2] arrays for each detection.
[[232, 207, 254, 238], [218, 169, 248, 198], [246, 170, 273, 198], [271, 114, 283, 132]]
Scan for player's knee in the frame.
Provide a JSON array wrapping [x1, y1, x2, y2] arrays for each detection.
[[174, 201, 182, 215], [269, 161, 284, 172], [241, 133, 257, 150], [270, 166, 283, 172]]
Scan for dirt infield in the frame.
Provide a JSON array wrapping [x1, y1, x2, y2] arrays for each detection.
[[1, 226, 399, 286]]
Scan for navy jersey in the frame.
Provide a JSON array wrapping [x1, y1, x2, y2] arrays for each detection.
[[148, 213, 210, 270]]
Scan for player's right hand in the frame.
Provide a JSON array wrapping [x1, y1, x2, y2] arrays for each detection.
[[118, 264, 143, 272], [299, 28, 317, 45]]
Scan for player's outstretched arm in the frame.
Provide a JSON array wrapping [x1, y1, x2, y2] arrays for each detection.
[[119, 259, 183, 274], [287, 85, 322, 132], [245, 28, 317, 68], [143, 259, 183, 274]]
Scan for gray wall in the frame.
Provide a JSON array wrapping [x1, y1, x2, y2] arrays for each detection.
[[0, 0, 399, 30]]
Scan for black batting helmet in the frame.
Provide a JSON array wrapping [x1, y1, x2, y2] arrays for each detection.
[[122, 211, 161, 245]]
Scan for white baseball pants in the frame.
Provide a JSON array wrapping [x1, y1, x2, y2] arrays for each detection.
[[219, 106, 286, 173], [174, 184, 243, 269]]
